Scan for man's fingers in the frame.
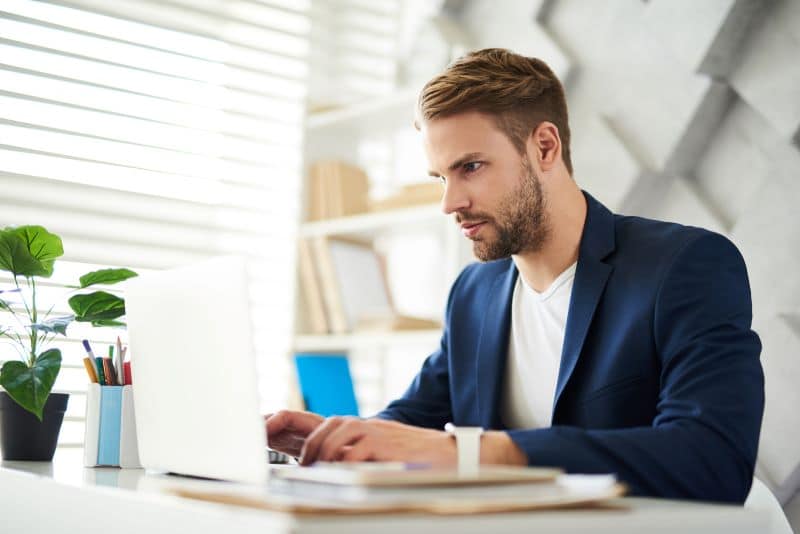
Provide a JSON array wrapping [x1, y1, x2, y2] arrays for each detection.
[[266, 410, 323, 437], [341, 439, 375, 462], [300, 416, 348, 465], [316, 419, 367, 462]]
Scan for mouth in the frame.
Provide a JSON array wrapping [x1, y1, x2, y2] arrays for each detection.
[[460, 221, 486, 238]]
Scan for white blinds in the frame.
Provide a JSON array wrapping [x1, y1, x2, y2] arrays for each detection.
[[0, 0, 309, 445], [307, 0, 400, 109]]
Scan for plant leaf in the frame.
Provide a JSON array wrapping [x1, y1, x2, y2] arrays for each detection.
[[0, 230, 42, 276], [30, 315, 74, 336], [0, 226, 63, 278], [79, 268, 138, 288], [90, 319, 127, 328], [0, 348, 61, 420], [69, 291, 125, 322]]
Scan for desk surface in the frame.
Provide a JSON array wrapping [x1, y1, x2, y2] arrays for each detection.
[[0, 448, 772, 534]]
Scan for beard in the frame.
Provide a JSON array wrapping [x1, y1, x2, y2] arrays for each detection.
[[457, 158, 550, 262]]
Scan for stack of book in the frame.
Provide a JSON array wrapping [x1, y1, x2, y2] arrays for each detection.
[[306, 160, 370, 220], [297, 237, 440, 335]]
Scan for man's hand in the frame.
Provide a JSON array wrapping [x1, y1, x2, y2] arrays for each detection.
[[298, 417, 457, 466], [265, 410, 325, 457]]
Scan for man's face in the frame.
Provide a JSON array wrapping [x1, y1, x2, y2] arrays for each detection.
[[422, 111, 549, 261]]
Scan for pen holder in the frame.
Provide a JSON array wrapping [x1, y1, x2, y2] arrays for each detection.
[[83, 384, 141, 468]]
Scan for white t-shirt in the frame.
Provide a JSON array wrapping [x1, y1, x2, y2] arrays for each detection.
[[501, 262, 577, 429]]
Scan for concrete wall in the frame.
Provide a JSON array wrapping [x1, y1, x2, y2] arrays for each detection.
[[453, 0, 799, 520]]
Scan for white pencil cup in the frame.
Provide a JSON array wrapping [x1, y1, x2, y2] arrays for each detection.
[[83, 384, 141, 468]]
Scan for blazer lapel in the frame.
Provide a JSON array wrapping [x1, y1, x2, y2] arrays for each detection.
[[552, 193, 616, 418], [476, 261, 518, 429]]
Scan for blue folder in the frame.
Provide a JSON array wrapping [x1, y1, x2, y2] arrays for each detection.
[[294, 354, 359, 417], [97, 386, 122, 465]]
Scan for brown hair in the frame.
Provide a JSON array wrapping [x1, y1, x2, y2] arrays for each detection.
[[416, 48, 573, 175]]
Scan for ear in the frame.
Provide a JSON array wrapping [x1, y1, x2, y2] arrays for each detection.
[[527, 121, 562, 173]]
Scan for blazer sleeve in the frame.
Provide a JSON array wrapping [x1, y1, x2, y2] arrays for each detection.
[[373, 269, 469, 429], [505, 232, 765, 503]]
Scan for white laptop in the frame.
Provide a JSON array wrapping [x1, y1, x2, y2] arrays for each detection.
[[126, 256, 269, 484]]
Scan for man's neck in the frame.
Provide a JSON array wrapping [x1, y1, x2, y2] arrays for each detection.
[[512, 184, 587, 293]]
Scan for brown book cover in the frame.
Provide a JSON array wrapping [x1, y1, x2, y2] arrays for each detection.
[[310, 236, 349, 334], [297, 239, 329, 334], [369, 182, 443, 212], [307, 160, 370, 220], [356, 314, 441, 332]]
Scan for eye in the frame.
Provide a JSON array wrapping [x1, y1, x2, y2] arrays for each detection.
[[463, 161, 482, 174]]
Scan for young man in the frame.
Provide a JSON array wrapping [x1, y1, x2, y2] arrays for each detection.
[[266, 48, 764, 503]]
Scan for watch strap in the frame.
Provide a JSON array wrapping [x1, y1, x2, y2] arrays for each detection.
[[445, 422, 483, 476]]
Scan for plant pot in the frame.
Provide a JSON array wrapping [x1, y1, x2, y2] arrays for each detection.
[[0, 391, 69, 461]]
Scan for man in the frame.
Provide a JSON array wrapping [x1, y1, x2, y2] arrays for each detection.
[[266, 48, 764, 503]]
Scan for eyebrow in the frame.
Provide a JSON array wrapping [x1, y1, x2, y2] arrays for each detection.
[[428, 152, 484, 177]]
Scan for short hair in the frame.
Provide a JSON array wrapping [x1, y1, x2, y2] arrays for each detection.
[[416, 48, 573, 175]]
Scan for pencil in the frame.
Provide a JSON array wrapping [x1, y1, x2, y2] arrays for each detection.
[[108, 345, 119, 385], [115, 337, 124, 385], [82, 357, 99, 383]]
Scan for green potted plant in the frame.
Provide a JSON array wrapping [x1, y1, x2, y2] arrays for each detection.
[[0, 225, 136, 460]]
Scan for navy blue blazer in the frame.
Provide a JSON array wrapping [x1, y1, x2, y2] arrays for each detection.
[[378, 192, 764, 503]]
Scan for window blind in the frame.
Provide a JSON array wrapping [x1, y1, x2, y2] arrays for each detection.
[[307, 0, 400, 109], [0, 0, 309, 446]]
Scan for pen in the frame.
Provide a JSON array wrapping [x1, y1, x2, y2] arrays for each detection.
[[95, 357, 105, 385], [82, 339, 96, 360]]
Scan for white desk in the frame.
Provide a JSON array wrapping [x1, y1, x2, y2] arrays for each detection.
[[0, 449, 773, 534]]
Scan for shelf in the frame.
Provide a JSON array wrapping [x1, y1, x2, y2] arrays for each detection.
[[299, 203, 444, 238], [305, 87, 419, 132], [293, 329, 441, 352]]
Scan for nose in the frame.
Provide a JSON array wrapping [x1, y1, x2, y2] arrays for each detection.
[[440, 180, 470, 215]]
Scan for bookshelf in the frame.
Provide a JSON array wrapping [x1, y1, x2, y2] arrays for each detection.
[[299, 203, 442, 239], [294, 89, 473, 412]]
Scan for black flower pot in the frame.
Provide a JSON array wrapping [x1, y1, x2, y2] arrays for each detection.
[[0, 391, 69, 461]]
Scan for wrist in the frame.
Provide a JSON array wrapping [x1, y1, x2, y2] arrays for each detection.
[[444, 423, 483, 475], [480, 431, 527, 466]]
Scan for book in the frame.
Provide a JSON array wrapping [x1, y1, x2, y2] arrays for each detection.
[[311, 237, 349, 334], [310, 237, 441, 334], [174, 472, 626, 515], [297, 238, 329, 334], [313, 238, 395, 332], [306, 161, 370, 220], [294, 353, 359, 417], [272, 463, 562, 487], [369, 182, 443, 212], [356, 314, 441, 332]]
